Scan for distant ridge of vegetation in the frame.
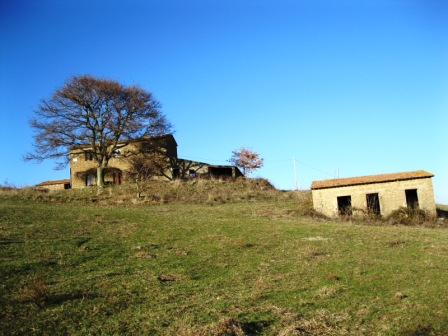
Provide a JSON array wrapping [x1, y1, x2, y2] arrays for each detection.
[[3, 177, 297, 205]]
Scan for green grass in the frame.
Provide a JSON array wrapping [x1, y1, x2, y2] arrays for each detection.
[[1, 183, 448, 335]]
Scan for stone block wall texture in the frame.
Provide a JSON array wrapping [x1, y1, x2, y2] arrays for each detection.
[[70, 151, 131, 188], [41, 184, 66, 191], [312, 177, 436, 217]]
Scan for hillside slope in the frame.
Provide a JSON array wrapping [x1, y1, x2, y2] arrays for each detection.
[[1, 185, 448, 334]]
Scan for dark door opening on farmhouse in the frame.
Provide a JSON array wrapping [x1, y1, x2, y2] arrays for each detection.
[[337, 196, 352, 216], [86, 174, 95, 186], [366, 193, 381, 215], [172, 168, 180, 180], [405, 189, 419, 209]]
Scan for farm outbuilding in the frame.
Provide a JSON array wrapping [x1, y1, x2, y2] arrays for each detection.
[[35, 179, 71, 191], [311, 170, 436, 217]]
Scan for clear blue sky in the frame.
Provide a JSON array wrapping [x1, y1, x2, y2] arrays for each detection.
[[1, 0, 447, 203]]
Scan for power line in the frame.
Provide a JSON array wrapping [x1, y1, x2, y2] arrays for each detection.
[[265, 157, 336, 178], [181, 154, 338, 179]]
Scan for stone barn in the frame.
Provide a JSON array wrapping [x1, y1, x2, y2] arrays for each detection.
[[35, 179, 71, 191], [311, 170, 436, 217]]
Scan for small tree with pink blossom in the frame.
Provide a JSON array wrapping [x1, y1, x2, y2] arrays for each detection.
[[229, 147, 264, 176]]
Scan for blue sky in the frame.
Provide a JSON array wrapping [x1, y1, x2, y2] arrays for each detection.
[[1, 0, 447, 203]]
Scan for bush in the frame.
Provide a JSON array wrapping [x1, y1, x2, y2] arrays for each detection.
[[387, 207, 435, 226]]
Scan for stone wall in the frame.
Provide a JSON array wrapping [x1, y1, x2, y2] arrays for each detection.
[[70, 150, 132, 188], [312, 177, 436, 217]]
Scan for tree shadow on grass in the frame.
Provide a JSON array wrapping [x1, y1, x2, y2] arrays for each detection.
[[398, 324, 434, 336], [208, 317, 274, 336], [47, 292, 99, 306], [0, 240, 24, 245], [240, 320, 273, 335]]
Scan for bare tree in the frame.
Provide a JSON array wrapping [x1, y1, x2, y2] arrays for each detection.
[[25, 75, 172, 186], [229, 147, 264, 176], [128, 151, 207, 182], [126, 155, 158, 198]]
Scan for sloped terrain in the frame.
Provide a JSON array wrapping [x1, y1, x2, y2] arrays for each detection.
[[1, 181, 447, 335]]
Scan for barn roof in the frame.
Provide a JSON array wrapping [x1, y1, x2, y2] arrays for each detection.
[[311, 170, 434, 190]]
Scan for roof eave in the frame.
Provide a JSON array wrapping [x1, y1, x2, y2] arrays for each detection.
[[311, 171, 434, 190]]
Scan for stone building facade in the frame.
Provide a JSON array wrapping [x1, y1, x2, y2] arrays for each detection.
[[69, 134, 242, 188], [35, 179, 71, 191], [311, 170, 436, 217]]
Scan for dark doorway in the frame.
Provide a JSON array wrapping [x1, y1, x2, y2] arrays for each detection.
[[366, 193, 381, 215], [337, 196, 352, 216], [405, 189, 419, 209], [86, 174, 95, 186], [172, 168, 180, 180]]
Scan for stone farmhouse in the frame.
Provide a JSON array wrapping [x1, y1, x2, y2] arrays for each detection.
[[69, 134, 242, 189], [311, 170, 436, 217]]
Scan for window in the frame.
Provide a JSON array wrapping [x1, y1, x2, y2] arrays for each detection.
[[337, 196, 352, 216], [85, 151, 94, 161], [366, 193, 381, 215], [405, 189, 419, 209]]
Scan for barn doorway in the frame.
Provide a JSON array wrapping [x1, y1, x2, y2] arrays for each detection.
[[405, 189, 419, 209], [366, 193, 381, 215], [337, 196, 352, 216]]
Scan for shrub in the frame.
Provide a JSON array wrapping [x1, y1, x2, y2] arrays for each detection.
[[387, 207, 435, 226]]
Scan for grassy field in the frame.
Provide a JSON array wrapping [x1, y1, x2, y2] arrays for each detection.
[[1, 181, 448, 335]]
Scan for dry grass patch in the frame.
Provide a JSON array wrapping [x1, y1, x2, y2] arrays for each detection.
[[314, 285, 343, 299], [18, 275, 48, 308], [178, 317, 246, 336], [277, 310, 351, 336]]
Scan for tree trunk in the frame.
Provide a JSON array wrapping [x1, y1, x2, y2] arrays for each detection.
[[97, 166, 105, 187]]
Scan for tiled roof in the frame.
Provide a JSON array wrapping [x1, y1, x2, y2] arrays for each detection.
[[311, 170, 434, 190], [36, 179, 71, 187]]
